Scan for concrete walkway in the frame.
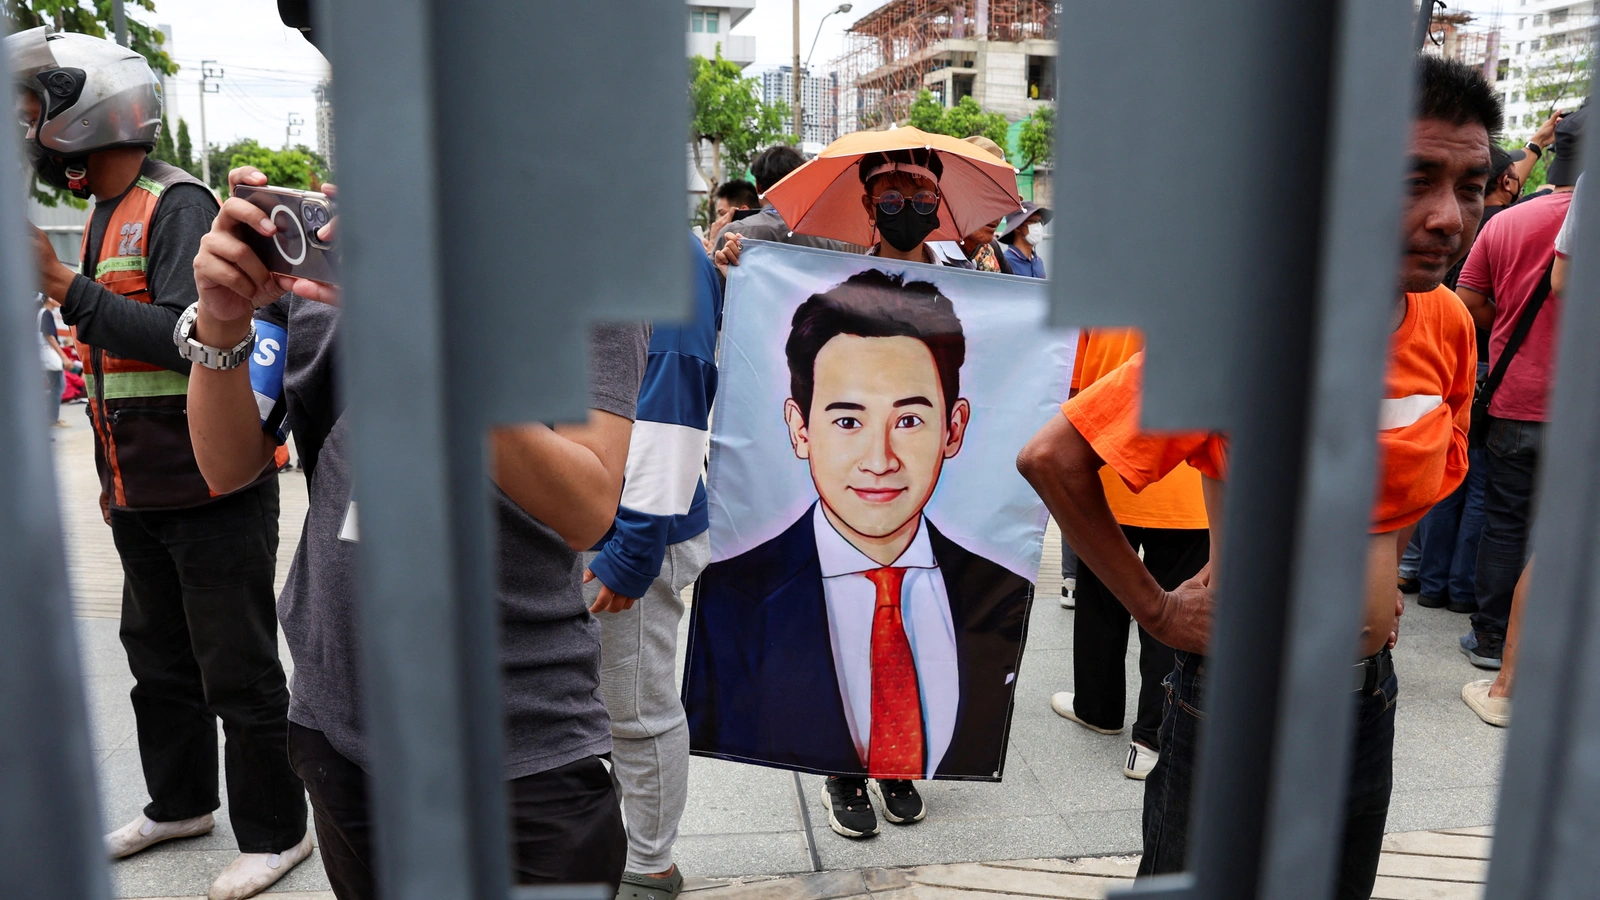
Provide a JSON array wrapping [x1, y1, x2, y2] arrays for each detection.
[[51, 410, 1506, 898]]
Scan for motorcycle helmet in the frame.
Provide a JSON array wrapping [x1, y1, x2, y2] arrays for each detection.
[[6, 27, 163, 198]]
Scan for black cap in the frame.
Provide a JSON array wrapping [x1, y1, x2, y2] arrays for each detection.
[[1546, 105, 1587, 187], [278, 0, 321, 53]]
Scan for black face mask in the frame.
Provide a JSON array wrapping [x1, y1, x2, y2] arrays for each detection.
[[876, 204, 940, 252]]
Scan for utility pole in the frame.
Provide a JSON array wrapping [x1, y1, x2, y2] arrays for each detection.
[[1415, 0, 1442, 51], [286, 113, 305, 149], [112, 0, 127, 47], [793, 0, 802, 147], [198, 61, 223, 187]]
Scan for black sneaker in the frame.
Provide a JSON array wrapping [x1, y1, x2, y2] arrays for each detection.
[[869, 779, 926, 824], [1417, 592, 1448, 609], [1398, 576, 1421, 595], [1460, 631, 1504, 670], [822, 776, 879, 838]]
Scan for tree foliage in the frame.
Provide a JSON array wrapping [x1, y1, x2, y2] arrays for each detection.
[[4, 1, 175, 75], [1017, 105, 1054, 170], [689, 47, 792, 191], [206, 138, 328, 196], [176, 117, 192, 172], [7, 0, 175, 206], [906, 90, 1011, 155]]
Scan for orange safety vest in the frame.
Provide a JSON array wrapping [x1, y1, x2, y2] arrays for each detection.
[[79, 159, 281, 510]]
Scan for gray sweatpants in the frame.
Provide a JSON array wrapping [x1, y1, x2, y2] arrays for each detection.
[[583, 532, 710, 874]]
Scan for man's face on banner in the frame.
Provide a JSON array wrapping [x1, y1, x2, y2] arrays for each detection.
[[785, 334, 971, 546]]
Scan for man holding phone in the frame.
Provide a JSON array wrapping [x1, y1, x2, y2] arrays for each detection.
[[9, 27, 310, 899]]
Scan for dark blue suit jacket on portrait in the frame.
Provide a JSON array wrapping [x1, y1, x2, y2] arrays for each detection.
[[683, 505, 1033, 780]]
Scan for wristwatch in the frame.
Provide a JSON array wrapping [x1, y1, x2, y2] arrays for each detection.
[[172, 302, 256, 370], [1525, 141, 1543, 158]]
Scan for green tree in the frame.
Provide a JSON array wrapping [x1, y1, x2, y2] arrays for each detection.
[[1017, 105, 1054, 170], [904, 90, 1011, 156], [7, 1, 177, 206], [206, 139, 326, 196], [689, 47, 792, 195], [176, 118, 193, 174]]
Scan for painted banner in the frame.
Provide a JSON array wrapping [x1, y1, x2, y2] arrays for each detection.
[[683, 241, 1076, 781]]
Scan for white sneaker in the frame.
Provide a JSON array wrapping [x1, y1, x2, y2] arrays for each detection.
[[208, 831, 315, 900], [105, 812, 215, 859], [1060, 584, 1076, 609], [1124, 742, 1159, 780], [1049, 691, 1123, 735], [1462, 680, 1511, 727]]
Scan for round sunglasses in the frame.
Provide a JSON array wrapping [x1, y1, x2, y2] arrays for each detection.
[[872, 189, 941, 216]]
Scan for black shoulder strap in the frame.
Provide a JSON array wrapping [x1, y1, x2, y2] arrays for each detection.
[[1481, 256, 1556, 404]]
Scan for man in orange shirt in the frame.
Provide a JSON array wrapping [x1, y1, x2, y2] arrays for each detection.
[[1049, 330, 1209, 782], [1017, 55, 1489, 900]]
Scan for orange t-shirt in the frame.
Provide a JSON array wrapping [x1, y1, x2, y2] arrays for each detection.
[[1061, 286, 1476, 534], [1070, 330, 1209, 530]]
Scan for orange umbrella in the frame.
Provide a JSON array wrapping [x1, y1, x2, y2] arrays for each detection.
[[763, 127, 1022, 247]]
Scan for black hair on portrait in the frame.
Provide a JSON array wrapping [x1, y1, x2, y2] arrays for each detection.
[[1416, 53, 1504, 138], [786, 269, 965, 424]]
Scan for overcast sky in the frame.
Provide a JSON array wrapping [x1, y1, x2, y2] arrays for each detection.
[[135, 0, 1526, 151]]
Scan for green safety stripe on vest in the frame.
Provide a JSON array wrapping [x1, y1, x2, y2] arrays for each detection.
[[96, 255, 147, 278], [86, 369, 189, 400], [135, 176, 165, 197]]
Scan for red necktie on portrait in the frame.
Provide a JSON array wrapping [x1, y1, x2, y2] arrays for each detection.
[[864, 566, 925, 779]]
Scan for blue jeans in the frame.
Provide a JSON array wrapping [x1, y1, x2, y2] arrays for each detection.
[[1398, 537, 1420, 580], [1471, 417, 1542, 639], [1415, 446, 1490, 605], [1139, 651, 1398, 900]]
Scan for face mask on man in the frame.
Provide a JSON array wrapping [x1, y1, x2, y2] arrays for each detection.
[[876, 204, 941, 252]]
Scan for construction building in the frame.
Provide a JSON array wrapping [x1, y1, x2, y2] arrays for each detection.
[[762, 66, 840, 152], [834, 0, 1056, 133]]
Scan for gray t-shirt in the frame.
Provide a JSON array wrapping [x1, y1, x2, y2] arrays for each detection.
[[1556, 175, 1584, 256], [260, 295, 649, 778]]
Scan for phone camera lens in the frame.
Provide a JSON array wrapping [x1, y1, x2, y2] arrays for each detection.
[[303, 204, 329, 230]]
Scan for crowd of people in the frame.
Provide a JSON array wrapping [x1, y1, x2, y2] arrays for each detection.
[[11, 5, 1579, 900]]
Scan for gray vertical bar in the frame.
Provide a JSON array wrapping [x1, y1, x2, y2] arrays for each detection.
[[0, 33, 112, 900], [325, 1, 509, 898], [324, 1, 688, 897], [1258, 2, 1414, 898], [1483, 54, 1600, 900]]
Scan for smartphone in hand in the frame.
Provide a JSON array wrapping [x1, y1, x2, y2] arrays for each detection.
[[232, 184, 339, 286]]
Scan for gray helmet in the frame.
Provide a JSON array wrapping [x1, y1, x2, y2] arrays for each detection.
[[6, 27, 162, 197]]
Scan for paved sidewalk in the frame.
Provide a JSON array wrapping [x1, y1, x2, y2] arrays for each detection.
[[52, 411, 1506, 898]]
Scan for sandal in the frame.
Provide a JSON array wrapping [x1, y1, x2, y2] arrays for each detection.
[[616, 867, 684, 900]]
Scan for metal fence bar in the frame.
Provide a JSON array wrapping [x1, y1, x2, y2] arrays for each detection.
[[1483, 55, 1600, 900], [1258, 3, 1414, 898], [1057, 3, 1419, 898], [324, 2, 505, 898], [325, 1, 687, 897], [0, 32, 112, 900]]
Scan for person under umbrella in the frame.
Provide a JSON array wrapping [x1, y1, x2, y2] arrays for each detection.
[[998, 201, 1053, 278]]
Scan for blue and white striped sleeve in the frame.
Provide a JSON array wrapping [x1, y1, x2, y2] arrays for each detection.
[[586, 350, 716, 598]]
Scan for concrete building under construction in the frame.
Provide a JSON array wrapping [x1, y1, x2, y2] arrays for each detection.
[[834, 0, 1057, 133]]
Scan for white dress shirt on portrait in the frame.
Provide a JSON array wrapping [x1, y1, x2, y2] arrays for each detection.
[[814, 503, 961, 778]]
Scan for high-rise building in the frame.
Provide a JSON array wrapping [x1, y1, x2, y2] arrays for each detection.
[[686, 1, 757, 68], [1491, 1, 1596, 138], [762, 66, 839, 151], [315, 79, 335, 166]]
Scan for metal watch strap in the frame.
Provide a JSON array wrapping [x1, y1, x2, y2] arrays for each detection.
[[173, 302, 256, 370]]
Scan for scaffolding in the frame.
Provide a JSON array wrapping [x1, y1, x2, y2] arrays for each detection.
[[1423, 11, 1502, 82], [830, 0, 1057, 134]]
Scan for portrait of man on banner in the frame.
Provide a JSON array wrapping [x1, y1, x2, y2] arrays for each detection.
[[684, 242, 1074, 782]]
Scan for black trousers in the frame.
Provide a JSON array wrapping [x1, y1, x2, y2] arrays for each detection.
[[112, 478, 306, 853], [288, 724, 627, 900], [1073, 526, 1209, 749], [1471, 417, 1542, 640]]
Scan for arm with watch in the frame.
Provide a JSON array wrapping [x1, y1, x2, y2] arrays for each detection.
[[187, 167, 318, 494], [1509, 111, 1561, 190]]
